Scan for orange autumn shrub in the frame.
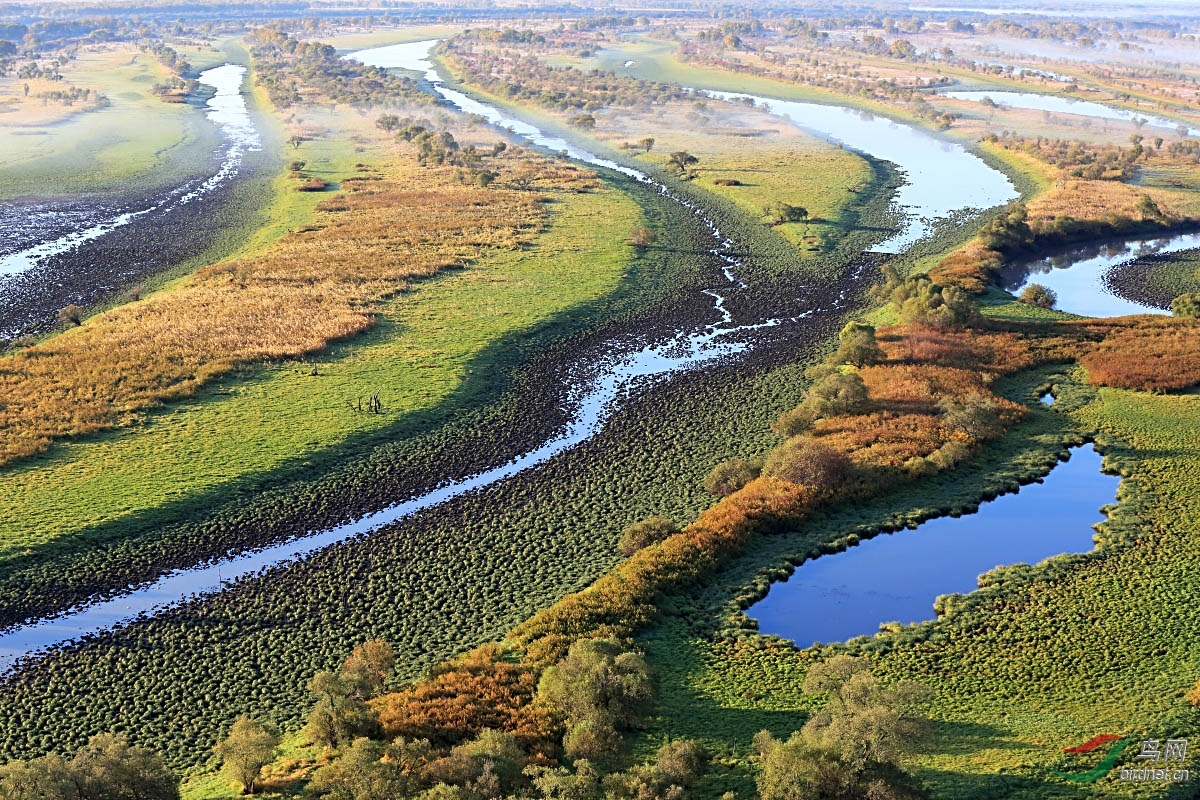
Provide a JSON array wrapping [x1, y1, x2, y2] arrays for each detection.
[[1077, 318, 1200, 392], [371, 645, 555, 752], [815, 411, 949, 470], [512, 480, 823, 665], [930, 240, 1001, 293]]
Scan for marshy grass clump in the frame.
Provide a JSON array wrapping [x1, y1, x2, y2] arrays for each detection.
[[0, 153, 587, 467], [1172, 291, 1200, 318]]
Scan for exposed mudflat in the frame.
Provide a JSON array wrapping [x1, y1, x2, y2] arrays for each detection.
[[0, 63, 266, 341]]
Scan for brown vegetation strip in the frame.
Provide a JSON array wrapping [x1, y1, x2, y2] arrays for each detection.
[[0, 158, 564, 466], [933, 172, 1200, 293]]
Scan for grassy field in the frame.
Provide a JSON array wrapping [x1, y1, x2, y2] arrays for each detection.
[[583, 113, 873, 257], [0, 45, 224, 199], [10, 23, 1200, 800], [323, 25, 457, 52], [1140, 249, 1200, 298], [437, 49, 879, 261], [0, 181, 640, 559], [686, 147, 873, 255]]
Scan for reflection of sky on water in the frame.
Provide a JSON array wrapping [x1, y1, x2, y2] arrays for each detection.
[[1006, 232, 1200, 317], [750, 445, 1118, 647], [0, 64, 260, 279], [942, 90, 1200, 137], [706, 91, 1017, 253]]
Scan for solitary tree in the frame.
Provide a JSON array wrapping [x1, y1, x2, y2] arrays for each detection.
[[375, 113, 400, 133], [754, 656, 931, 800], [306, 738, 398, 800], [833, 321, 884, 367], [762, 436, 853, 492], [537, 638, 653, 730], [763, 201, 809, 226], [639, 137, 655, 152], [1135, 193, 1163, 220], [806, 371, 870, 418], [341, 639, 395, 698], [214, 717, 280, 795], [71, 733, 180, 800], [1018, 283, 1057, 309], [703, 457, 762, 496], [667, 150, 699, 174], [0, 754, 75, 800], [288, 133, 306, 150], [937, 392, 1005, 442], [617, 516, 680, 556], [305, 671, 377, 749], [0, 736, 179, 800]]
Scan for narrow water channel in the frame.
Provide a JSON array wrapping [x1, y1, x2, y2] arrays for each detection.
[[748, 444, 1120, 648], [0, 63, 264, 339], [0, 64, 261, 280], [941, 89, 1200, 138], [0, 40, 1019, 673]]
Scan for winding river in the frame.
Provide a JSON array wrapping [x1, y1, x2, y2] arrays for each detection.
[[1004, 231, 1200, 317], [0, 64, 261, 281], [0, 40, 1019, 672], [941, 89, 1200, 138]]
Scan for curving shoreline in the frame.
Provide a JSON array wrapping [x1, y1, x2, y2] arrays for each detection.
[[0, 64, 264, 340], [0, 41, 1021, 669]]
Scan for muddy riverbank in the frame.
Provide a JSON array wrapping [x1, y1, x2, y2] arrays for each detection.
[[0, 64, 269, 341]]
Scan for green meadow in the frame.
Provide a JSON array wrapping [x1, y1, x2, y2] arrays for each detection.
[[0, 186, 640, 558]]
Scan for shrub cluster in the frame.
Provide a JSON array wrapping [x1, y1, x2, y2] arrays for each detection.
[[248, 28, 431, 108], [870, 267, 979, 327]]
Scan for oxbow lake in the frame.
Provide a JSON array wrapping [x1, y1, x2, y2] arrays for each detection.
[[749, 444, 1120, 648], [941, 89, 1200, 138]]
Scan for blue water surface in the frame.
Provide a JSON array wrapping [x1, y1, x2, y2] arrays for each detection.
[[749, 444, 1119, 647]]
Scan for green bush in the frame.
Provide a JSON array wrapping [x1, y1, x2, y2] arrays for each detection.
[[617, 517, 680, 556], [937, 393, 1005, 442], [703, 458, 762, 496], [537, 638, 653, 730], [833, 322, 885, 368], [771, 404, 817, 437], [1171, 292, 1200, 318], [807, 372, 870, 418], [873, 268, 978, 327], [762, 437, 853, 492], [1018, 283, 1057, 309]]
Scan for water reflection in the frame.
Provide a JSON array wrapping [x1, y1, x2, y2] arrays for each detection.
[[941, 90, 1200, 137], [749, 444, 1118, 648], [1003, 232, 1200, 317], [0, 64, 261, 279]]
